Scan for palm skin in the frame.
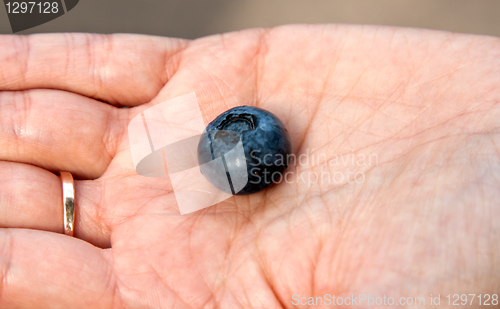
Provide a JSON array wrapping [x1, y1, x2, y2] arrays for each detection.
[[0, 24, 499, 308]]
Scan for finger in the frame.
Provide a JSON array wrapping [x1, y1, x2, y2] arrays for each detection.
[[0, 229, 116, 309], [0, 89, 129, 179], [0, 33, 188, 106], [0, 161, 109, 247]]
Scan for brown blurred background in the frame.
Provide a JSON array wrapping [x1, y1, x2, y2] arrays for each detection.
[[1, 0, 499, 38]]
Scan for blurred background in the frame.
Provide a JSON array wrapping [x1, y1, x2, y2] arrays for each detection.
[[1, 0, 499, 38]]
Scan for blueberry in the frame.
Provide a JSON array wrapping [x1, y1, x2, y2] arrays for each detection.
[[198, 106, 292, 195]]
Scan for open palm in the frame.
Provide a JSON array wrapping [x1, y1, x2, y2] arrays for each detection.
[[0, 25, 499, 308]]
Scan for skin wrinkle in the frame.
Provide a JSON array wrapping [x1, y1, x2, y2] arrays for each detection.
[[322, 98, 363, 157], [102, 107, 125, 166], [220, 253, 245, 308], [300, 198, 325, 302], [63, 33, 71, 87], [313, 214, 337, 297], [202, 65, 234, 105], [344, 225, 379, 289], [287, 210, 316, 282], [369, 216, 422, 283], [187, 214, 217, 307], [472, 103, 500, 132], [9, 93, 23, 159], [256, 219, 285, 294], [254, 246, 286, 309], [302, 196, 325, 253], [18, 91, 33, 157], [196, 248, 222, 309], [150, 37, 189, 105], [194, 292, 217, 309], [264, 190, 288, 218], [251, 28, 270, 107], [199, 36, 254, 107], [258, 54, 294, 104], [371, 86, 407, 123], [0, 230, 13, 307], [86, 33, 102, 102], [317, 101, 485, 175], [293, 41, 343, 157], [223, 277, 245, 309], [104, 249, 126, 309], [91, 178, 110, 243], [112, 261, 158, 309], [21, 36, 30, 86], [341, 192, 397, 282], [146, 256, 195, 309], [164, 38, 192, 79], [250, 261, 284, 308]]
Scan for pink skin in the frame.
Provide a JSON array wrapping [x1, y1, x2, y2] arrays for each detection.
[[0, 25, 499, 308]]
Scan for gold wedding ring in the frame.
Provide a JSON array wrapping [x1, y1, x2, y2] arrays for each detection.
[[59, 171, 75, 236]]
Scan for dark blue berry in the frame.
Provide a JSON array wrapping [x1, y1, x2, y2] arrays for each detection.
[[198, 106, 292, 195]]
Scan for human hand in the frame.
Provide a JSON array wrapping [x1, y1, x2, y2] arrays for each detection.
[[0, 25, 499, 308]]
